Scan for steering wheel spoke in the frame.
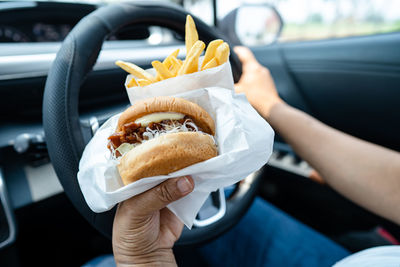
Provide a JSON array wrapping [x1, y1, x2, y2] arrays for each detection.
[[79, 116, 100, 145], [194, 188, 227, 227]]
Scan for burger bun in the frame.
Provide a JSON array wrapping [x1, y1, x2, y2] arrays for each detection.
[[118, 132, 217, 185]]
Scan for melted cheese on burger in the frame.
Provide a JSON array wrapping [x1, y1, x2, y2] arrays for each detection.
[[134, 112, 185, 127]]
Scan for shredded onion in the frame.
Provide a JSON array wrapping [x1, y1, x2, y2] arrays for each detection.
[[111, 119, 215, 160]]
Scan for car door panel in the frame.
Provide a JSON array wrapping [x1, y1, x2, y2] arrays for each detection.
[[253, 32, 400, 151]]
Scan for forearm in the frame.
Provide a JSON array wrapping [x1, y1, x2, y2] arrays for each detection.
[[268, 102, 400, 225]]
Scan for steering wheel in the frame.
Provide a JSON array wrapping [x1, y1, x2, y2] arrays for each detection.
[[43, 2, 262, 246]]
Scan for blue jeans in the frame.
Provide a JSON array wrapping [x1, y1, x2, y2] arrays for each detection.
[[84, 197, 349, 267], [197, 197, 349, 267]]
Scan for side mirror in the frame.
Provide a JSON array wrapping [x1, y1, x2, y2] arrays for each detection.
[[219, 4, 283, 46]]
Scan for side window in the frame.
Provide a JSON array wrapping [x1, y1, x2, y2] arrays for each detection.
[[216, 0, 400, 45], [277, 0, 400, 42]]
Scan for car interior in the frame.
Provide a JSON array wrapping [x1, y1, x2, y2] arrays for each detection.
[[0, 0, 399, 266]]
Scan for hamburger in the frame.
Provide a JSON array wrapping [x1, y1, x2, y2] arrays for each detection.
[[108, 96, 217, 185]]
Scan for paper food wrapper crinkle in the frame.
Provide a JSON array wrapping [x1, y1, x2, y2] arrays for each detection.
[[77, 61, 274, 228]]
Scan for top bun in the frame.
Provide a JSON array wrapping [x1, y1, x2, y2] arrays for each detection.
[[117, 96, 215, 135]]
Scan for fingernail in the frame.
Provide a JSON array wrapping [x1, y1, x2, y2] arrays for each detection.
[[177, 176, 192, 194]]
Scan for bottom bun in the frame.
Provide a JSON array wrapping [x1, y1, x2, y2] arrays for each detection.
[[118, 132, 217, 185]]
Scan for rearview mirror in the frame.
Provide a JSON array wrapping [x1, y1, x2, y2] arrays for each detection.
[[219, 4, 283, 46]]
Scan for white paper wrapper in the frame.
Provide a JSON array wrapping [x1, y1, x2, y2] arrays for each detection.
[[78, 61, 274, 228]]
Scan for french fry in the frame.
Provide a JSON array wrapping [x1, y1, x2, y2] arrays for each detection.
[[169, 56, 182, 76], [185, 15, 198, 54], [163, 48, 180, 69], [152, 60, 173, 80], [178, 40, 205, 75], [201, 57, 218, 70], [170, 48, 180, 58], [201, 39, 223, 69], [127, 77, 138, 88], [137, 79, 151, 87], [116, 60, 155, 82], [215, 42, 230, 65], [116, 16, 231, 87], [153, 49, 180, 80]]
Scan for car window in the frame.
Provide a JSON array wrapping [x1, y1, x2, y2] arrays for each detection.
[[277, 0, 400, 42], [184, 0, 215, 25], [216, 0, 400, 43]]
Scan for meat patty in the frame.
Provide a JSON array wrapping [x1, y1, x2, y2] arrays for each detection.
[[108, 116, 201, 150]]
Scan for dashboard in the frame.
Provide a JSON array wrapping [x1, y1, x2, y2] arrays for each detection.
[[0, 23, 72, 42], [0, 1, 182, 122], [0, 1, 96, 42], [0, 1, 156, 42]]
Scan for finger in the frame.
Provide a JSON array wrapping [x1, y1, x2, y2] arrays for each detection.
[[121, 176, 194, 216], [234, 46, 257, 65], [159, 208, 184, 245]]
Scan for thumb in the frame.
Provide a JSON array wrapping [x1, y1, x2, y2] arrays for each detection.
[[121, 176, 194, 216]]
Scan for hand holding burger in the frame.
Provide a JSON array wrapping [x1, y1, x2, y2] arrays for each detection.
[[113, 175, 194, 266], [110, 97, 216, 265]]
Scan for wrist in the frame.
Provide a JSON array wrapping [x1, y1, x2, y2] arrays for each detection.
[[256, 97, 284, 121], [114, 249, 177, 267], [266, 101, 290, 127]]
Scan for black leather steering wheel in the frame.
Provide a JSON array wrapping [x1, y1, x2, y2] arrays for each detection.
[[43, 2, 262, 245]]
